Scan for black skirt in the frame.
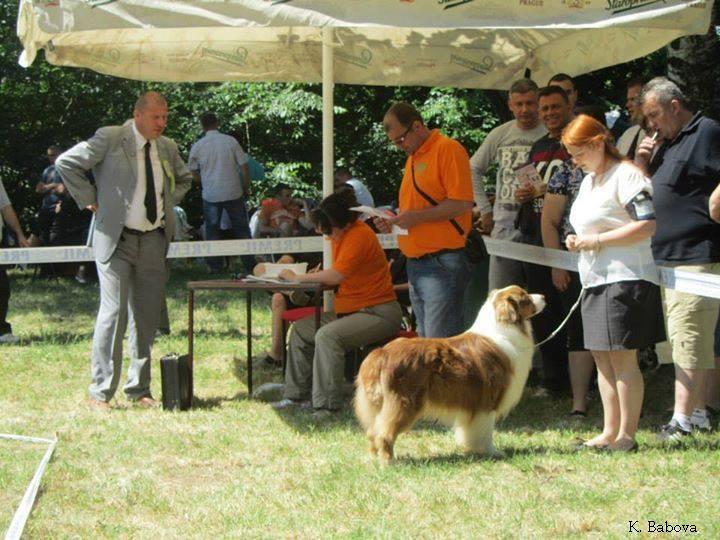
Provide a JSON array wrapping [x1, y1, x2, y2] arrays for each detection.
[[581, 280, 665, 351]]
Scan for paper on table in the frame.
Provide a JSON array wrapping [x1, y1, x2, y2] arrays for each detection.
[[350, 206, 408, 235], [242, 275, 300, 285]]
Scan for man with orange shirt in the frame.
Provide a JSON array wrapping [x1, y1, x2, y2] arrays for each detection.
[[376, 102, 474, 337]]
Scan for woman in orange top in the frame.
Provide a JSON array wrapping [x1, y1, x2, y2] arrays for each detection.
[[272, 189, 403, 414]]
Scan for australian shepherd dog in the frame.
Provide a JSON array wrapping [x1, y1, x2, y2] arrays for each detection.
[[354, 286, 544, 464]]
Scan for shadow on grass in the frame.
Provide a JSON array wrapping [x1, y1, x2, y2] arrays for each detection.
[[271, 408, 359, 433], [191, 392, 248, 410], [395, 453, 492, 467], [359, 443, 557, 468], [642, 437, 720, 453], [182, 328, 255, 341], [23, 329, 96, 344], [499, 363, 677, 433]]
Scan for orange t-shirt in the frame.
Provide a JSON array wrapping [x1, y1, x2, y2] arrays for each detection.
[[397, 129, 474, 258], [332, 220, 396, 314]]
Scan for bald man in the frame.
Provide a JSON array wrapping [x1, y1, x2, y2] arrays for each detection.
[[56, 92, 192, 409]]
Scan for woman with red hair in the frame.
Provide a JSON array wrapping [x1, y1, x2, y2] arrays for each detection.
[[563, 114, 665, 452]]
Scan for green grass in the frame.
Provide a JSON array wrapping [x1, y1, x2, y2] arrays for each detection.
[[1, 261, 719, 538]]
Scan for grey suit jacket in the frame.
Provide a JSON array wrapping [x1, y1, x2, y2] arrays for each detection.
[[56, 123, 192, 263]]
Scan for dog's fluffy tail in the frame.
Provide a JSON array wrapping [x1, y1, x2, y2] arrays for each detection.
[[353, 348, 386, 430]]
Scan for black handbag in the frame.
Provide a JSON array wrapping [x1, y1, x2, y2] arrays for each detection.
[[160, 353, 193, 411], [464, 227, 489, 263], [410, 159, 487, 263]]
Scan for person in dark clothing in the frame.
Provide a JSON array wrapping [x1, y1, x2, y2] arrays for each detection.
[[515, 85, 575, 395], [636, 77, 720, 440], [1, 179, 31, 344]]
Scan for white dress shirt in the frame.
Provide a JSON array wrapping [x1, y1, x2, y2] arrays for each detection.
[[125, 123, 165, 230]]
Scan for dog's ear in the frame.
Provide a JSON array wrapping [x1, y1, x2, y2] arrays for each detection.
[[495, 294, 519, 324]]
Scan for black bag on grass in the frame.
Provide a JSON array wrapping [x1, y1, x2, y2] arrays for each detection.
[[160, 353, 193, 411]]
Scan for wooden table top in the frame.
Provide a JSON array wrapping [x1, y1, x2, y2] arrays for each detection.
[[187, 279, 330, 291]]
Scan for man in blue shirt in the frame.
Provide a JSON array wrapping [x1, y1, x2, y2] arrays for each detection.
[[636, 77, 720, 440], [188, 112, 255, 273]]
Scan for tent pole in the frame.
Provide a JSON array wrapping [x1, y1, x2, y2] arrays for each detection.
[[322, 26, 334, 309]]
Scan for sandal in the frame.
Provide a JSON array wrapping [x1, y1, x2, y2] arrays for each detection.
[[569, 410, 587, 418], [572, 437, 608, 452]]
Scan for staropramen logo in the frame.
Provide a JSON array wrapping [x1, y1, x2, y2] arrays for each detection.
[[605, 0, 669, 16]]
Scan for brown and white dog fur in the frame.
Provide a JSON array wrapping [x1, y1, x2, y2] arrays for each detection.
[[354, 285, 544, 464]]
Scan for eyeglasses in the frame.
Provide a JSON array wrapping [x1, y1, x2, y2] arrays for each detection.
[[390, 124, 413, 146]]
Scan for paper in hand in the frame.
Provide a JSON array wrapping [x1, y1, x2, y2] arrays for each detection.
[[351, 206, 408, 236], [514, 164, 545, 192]]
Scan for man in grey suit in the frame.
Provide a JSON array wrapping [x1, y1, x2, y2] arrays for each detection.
[[56, 92, 192, 409]]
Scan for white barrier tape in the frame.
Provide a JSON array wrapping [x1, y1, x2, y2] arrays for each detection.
[[1, 433, 58, 540], [484, 237, 579, 272], [0, 234, 399, 265], [658, 267, 720, 300], [484, 237, 720, 300], [2, 234, 718, 299]]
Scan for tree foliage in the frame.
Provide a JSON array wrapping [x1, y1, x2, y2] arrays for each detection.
[[1, 0, 717, 231], [666, 1, 720, 120]]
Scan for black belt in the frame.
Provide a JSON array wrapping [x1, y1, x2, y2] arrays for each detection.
[[123, 226, 164, 236], [411, 247, 464, 261]]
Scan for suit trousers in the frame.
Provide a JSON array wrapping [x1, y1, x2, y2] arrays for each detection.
[[283, 300, 403, 409], [90, 229, 167, 402]]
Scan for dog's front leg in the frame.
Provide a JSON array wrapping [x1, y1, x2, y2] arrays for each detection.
[[455, 412, 503, 457]]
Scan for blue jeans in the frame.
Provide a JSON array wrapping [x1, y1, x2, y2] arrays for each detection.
[[407, 250, 471, 338], [203, 197, 255, 272]]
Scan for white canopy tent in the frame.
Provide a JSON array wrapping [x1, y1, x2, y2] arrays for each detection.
[[16, 0, 715, 266], [17, 1, 715, 88]]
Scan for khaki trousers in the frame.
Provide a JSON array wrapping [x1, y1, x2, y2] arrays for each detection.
[[283, 300, 403, 409]]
